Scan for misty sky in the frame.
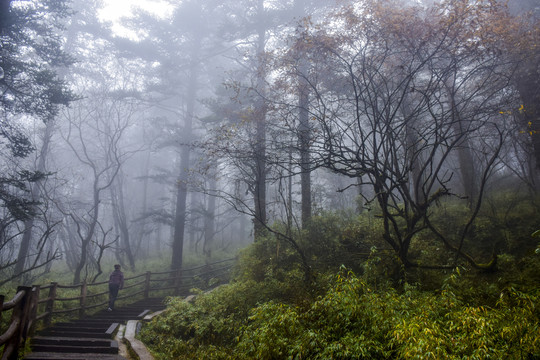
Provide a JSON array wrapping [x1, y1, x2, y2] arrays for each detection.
[[99, 0, 172, 35]]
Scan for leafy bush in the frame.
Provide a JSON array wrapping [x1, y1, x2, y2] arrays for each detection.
[[139, 197, 540, 359], [141, 267, 539, 359], [237, 269, 540, 359], [139, 276, 303, 359]]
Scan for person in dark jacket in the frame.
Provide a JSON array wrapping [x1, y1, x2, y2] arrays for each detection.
[[108, 264, 124, 311]]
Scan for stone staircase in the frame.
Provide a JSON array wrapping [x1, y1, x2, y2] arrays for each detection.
[[24, 298, 165, 360]]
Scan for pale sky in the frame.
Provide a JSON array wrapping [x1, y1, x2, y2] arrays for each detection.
[[99, 0, 172, 36]]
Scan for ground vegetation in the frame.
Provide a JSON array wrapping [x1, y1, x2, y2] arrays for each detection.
[[140, 191, 540, 359]]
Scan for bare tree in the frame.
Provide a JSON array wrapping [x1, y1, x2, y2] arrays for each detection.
[[60, 90, 135, 284], [301, 1, 512, 269], [0, 206, 60, 287], [90, 223, 118, 284]]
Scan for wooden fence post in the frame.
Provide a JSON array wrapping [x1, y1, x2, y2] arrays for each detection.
[[204, 263, 211, 288], [3, 286, 31, 360], [44, 282, 57, 327], [174, 269, 183, 296], [79, 280, 87, 319], [144, 272, 151, 300], [26, 285, 40, 337]]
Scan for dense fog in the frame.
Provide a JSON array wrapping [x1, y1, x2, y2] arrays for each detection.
[[0, 0, 538, 286]]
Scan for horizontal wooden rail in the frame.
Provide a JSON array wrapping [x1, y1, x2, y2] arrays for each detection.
[[0, 257, 236, 360]]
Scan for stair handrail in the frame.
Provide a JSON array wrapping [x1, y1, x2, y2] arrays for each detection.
[[0, 257, 236, 359], [0, 286, 36, 360]]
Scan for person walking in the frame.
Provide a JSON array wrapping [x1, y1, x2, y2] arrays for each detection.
[[108, 264, 124, 311]]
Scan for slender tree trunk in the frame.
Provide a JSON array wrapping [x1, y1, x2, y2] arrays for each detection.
[[73, 181, 100, 285], [171, 149, 190, 270], [287, 146, 293, 236], [295, 0, 312, 227], [110, 172, 135, 270], [253, 112, 267, 239], [515, 59, 540, 185], [253, 0, 267, 240], [356, 175, 363, 214], [203, 175, 216, 259], [401, 96, 426, 204], [134, 150, 150, 258], [298, 65, 311, 226], [455, 137, 477, 207], [188, 191, 199, 252], [241, 213, 249, 243], [171, 41, 200, 271], [60, 219, 77, 271], [445, 80, 477, 208], [14, 121, 53, 280]]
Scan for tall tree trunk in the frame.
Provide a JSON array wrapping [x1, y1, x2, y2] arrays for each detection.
[[445, 80, 477, 208], [253, 0, 267, 240], [110, 172, 135, 270], [203, 175, 217, 259], [171, 147, 190, 271], [515, 59, 540, 184], [60, 218, 78, 271], [294, 0, 312, 227], [73, 181, 101, 285], [401, 95, 426, 204], [171, 41, 200, 271], [134, 150, 150, 258], [188, 191, 199, 252], [356, 175, 364, 214], [298, 65, 311, 226], [287, 146, 293, 235], [455, 137, 477, 207]]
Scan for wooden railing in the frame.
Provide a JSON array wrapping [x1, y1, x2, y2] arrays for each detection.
[[0, 258, 236, 360]]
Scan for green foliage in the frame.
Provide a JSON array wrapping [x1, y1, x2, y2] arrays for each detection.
[[140, 279, 275, 359], [236, 270, 539, 359], [236, 301, 303, 359], [299, 213, 353, 265], [138, 194, 540, 359], [480, 192, 539, 257], [231, 233, 313, 303], [238, 268, 391, 359], [142, 267, 539, 359]]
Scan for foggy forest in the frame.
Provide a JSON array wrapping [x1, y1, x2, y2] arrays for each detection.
[[1, 0, 539, 358]]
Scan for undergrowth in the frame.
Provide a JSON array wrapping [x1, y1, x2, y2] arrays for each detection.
[[140, 193, 540, 359], [140, 267, 539, 359]]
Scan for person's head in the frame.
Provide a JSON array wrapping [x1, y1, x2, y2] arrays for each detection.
[[114, 264, 121, 270]]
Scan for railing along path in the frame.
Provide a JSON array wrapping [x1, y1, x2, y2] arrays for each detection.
[[0, 258, 235, 360]]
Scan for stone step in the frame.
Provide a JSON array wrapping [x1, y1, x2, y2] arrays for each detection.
[[38, 330, 111, 339], [30, 344, 118, 355], [32, 336, 116, 348], [88, 315, 146, 323], [45, 324, 110, 331], [39, 323, 118, 339], [24, 297, 166, 359], [52, 322, 110, 329], [24, 352, 126, 360]]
